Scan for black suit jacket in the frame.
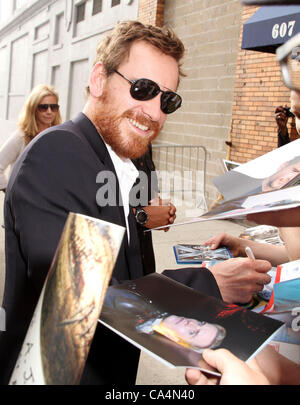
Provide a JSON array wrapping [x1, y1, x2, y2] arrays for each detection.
[[132, 146, 158, 275], [0, 113, 143, 384]]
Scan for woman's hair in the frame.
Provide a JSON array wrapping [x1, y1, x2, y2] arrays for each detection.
[[18, 84, 62, 145], [86, 20, 185, 95]]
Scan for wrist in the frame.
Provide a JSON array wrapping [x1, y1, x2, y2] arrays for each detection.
[[278, 128, 288, 136]]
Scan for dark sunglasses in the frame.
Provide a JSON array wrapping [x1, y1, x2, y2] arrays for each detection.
[[37, 104, 60, 112], [114, 70, 182, 114]]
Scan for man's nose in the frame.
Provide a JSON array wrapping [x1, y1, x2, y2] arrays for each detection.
[[142, 95, 163, 123]]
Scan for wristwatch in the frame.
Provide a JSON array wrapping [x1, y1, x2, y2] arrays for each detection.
[[135, 208, 148, 225]]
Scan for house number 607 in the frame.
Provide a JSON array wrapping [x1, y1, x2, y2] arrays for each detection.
[[272, 20, 296, 39]]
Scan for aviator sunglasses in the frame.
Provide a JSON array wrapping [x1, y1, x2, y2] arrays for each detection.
[[114, 70, 182, 114], [37, 104, 60, 112]]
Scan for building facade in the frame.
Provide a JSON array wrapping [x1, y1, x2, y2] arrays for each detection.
[[230, 5, 300, 164], [0, 0, 141, 123], [161, 0, 243, 204], [0, 0, 245, 206]]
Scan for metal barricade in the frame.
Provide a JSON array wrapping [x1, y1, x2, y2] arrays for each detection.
[[152, 144, 208, 211]]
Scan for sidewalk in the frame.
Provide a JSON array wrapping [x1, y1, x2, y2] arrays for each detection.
[[136, 207, 246, 385]]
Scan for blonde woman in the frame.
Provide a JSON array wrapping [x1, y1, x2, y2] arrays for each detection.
[[0, 84, 62, 191]]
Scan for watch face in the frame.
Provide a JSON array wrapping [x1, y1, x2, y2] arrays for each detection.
[[136, 209, 148, 224]]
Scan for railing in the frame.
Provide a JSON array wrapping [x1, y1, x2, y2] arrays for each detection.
[[152, 144, 208, 211]]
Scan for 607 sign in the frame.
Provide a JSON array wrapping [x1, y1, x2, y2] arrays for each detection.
[[272, 20, 296, 40]]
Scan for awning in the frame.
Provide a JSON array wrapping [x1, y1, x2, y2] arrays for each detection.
[[242, 5, 300, 53]]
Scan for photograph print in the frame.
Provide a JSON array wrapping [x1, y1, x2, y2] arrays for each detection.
[[99, 273, 283, 376]]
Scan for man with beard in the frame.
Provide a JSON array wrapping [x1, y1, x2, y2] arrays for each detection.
[[0, 21, 188, 385]]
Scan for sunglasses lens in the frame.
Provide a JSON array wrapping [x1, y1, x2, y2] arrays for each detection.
[[130, 79, 160, 101], [38, 104, 59, 112], [161, 92, 182, 114], [121, 71, 182, 114], [50, 104, 59, 112]]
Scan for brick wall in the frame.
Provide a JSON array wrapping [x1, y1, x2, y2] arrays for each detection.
[[230, 6, 299, 163], [159, 0, 243, 206], [137, 2, 295, 206], [138, 0, 165, 26]]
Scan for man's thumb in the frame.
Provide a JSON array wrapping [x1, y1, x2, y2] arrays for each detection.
[[202, 348, 240, 374]]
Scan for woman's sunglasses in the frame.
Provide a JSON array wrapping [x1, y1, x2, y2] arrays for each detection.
[[37, 104, 60, 112], [114, 70, 182, 114]]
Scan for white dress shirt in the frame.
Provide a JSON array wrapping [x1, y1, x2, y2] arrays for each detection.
[[106, 144, 139, 243]]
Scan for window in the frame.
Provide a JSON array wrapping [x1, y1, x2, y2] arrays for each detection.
[[111, 0, 120, 7], [92, 0, 102, 15], [34, 21, 49, 41], [76, 2, 85, 23], [73, 1, 87, 37], [51, 65, 61, 89], [32, 50, 48, 88], [54, 13, 64, 45]]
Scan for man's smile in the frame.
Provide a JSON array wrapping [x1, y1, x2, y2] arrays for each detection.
[[128, 117, 150, 132]]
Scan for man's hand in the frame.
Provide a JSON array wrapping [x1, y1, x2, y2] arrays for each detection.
[[142, 198, 176, 231], [209, 258, 271, 303], [204, 232, 247, 257], [185, 349, 270, 385]]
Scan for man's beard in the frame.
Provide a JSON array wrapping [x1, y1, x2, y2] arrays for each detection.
[[93, 91, 160, 160]]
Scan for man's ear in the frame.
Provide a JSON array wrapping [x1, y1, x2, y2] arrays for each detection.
[[89, 62, 106, 98]]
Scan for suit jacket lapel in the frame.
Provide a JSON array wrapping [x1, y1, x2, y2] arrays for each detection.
[[72, 113, 126, 226], [71, 113, 143, 279]]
